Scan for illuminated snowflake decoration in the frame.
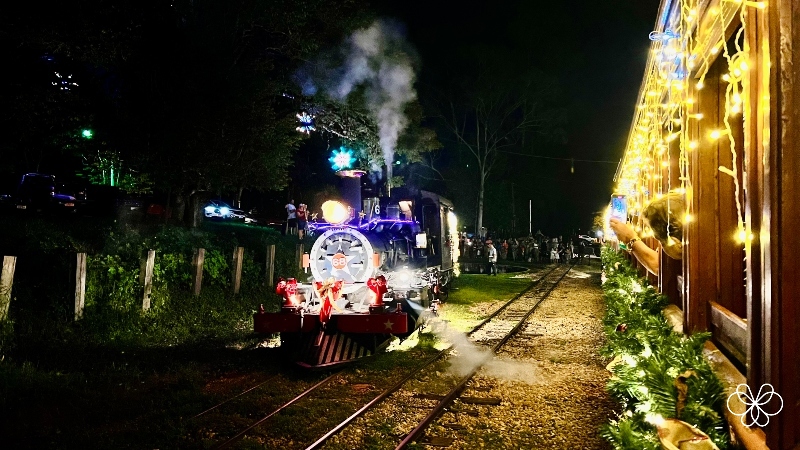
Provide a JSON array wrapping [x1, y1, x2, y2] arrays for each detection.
[[329, 147, 355, 171], [296, 112, 316, 134], [727, 383, 783, 427], [52, 72, 78, 91]]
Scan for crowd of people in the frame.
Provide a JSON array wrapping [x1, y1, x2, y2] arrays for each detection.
[[458, 231, 595, 265]]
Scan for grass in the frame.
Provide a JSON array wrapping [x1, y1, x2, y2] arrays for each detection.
[[0, 210, 540, 449], [440, 271, 535, 331]]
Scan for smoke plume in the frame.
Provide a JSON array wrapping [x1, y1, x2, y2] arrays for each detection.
[[430, 320, 541, 385], [297, 20, 417, 173]]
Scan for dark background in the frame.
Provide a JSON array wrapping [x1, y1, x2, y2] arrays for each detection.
[[0, 0, 661, 237], [376, 0, 661, 236]]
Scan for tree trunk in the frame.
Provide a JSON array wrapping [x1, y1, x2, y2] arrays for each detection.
[[235, 185, 244, 209], [164, 187, 172, 224], [188, 191, 202, 228], [174, 193, 186, 226], [477, 171, 485, 238]]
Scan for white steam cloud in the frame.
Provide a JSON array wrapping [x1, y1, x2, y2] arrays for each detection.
[[431, 320, 542, 385], [297, 20, 417, 172]]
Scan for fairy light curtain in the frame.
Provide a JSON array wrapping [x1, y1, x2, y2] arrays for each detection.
[[614, 0, 766, 245]]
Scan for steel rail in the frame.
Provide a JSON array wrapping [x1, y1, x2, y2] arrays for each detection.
[[186, 374, 279, 422], [395, 264, 573, 449], [212, 371, 340, 449], [303, 265, 561, 450]]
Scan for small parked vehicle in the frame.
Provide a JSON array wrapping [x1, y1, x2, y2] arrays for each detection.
[[203, 199, 247, 221], [10, 173, 77, 214]]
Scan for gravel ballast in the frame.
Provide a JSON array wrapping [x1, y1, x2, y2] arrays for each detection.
[[325, 263, 617, 450]]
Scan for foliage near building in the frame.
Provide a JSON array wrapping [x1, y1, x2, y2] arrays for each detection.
[[599, 248, 729, 449]]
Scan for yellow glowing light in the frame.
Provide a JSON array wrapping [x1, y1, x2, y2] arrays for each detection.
[[686, 97, 695, 105], [722, 74, 731, 82], [731, 103, 742, 114], [733, 68, 742, 78], [732, 92, 742, 104], [710, 130, 723, 140], [684, 213, 693, 223], [740, 61, 749, 71], [321, 200, 350, 225], [737, 228, 747, 243], [696, 81, 705, 90], [711, 46, 720, 55], [689, 113, 704, 120], [661, 161, 669, 168], [645, 413, 666, 426], [688, 141, 699, 150]]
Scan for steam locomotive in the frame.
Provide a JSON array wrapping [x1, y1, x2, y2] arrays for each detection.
[[254, 177, 458, 368]]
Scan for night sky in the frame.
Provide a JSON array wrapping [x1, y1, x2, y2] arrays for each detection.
[[378, 0, 661, 236], [0, 0, 662, 237]]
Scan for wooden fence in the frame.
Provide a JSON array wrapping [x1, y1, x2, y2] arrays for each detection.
[[0, 244, 281, 322]]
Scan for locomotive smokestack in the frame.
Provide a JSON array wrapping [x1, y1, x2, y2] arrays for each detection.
[[385, 164, 392, 197], [337, 170, 365, 217]]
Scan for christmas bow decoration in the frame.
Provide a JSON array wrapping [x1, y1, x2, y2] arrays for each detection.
[[276, 277, 299, 307], [366, 275, 388, 307], [655, 418, 719, 450], [314, 277, 343, 324]]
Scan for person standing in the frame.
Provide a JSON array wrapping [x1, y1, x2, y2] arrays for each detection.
[[510, 238, 519, 261], [296, 203, 308, 240], [285, 199, 297, 235], [486, 241, 498, 276]]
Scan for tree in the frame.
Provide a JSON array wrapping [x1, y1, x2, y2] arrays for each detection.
[[435, 56, 564, 234], [302, 92, 441, 189], [1, 0, 376, 224]]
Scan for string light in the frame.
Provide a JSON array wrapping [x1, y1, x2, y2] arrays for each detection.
[[614, 0, 766, 251]]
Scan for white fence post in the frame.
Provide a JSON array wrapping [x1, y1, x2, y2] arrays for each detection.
[[192, 248, 205, 297], [75, 253, 87, 321], [142, 250, 155, 310], [0, 256, 17, 322], [265, 244, 276, 287], [232, 247, 244, 295]]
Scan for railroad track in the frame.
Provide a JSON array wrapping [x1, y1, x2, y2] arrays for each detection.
[[305, 264, 572, 450], [395, 264, 573, 449], [192, 264, 565, 449]]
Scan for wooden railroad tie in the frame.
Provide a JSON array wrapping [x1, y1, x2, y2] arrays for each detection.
[[413, 393, 502, 405]]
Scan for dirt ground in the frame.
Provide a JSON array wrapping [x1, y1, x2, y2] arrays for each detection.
[[426, 262, 617, 449]]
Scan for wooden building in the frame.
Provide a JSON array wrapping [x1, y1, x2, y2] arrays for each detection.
[[614, 0, 799, 448]]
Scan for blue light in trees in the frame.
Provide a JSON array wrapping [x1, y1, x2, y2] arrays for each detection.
[[296, 112, 316, 134], [329, 147, 355, 171]]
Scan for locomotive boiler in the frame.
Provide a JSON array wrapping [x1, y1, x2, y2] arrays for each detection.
[[254, 186, 458, 368]]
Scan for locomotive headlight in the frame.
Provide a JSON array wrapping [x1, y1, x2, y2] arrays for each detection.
[[398, 271, 411, 283], [220, 206, 230, 216], [204, 206, 215, 214], [322, 200, 350, 224]]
